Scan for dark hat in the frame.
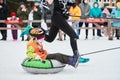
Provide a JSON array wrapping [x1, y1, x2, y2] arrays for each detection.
[[19, 2, 25, 6], [29, 28, 45, 39]]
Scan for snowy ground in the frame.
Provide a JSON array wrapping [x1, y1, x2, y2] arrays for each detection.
[[0, 25, 120, 80]]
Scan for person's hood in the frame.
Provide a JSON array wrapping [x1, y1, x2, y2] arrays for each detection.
[[93, 2, 99, 8]]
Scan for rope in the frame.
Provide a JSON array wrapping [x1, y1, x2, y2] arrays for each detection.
[[81, 47, 120, 56]]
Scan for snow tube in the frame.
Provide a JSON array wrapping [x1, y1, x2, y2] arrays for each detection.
[[21, 58, 66, 74]]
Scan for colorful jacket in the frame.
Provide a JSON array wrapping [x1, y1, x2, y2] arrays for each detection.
[[89, 2, 103, 18], [69, 5, 81, 21], [110, 8, 120, 27], [26, 39, 48, 60]]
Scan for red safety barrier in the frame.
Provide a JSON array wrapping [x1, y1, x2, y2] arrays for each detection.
[[86, 18, 105, 24], [5, 19, 23, 25]]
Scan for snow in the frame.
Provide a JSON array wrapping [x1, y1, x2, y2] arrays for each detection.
[[0, 26, 120, 80]]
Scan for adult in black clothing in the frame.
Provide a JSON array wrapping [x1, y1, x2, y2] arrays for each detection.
[[44, 0, 89, 67], [0, 0, 8, 40]]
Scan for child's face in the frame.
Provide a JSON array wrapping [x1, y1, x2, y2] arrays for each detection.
[[37, 38, 44, 44], [94, 4, 98, 8], [12, 16, 16, 18]]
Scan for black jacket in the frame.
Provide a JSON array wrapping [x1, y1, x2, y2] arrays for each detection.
[[0, 3, 8, 20], [53, 0, 75, 19]]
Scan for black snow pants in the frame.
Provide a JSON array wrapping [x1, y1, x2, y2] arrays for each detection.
[[45, 12, 79, 54], [46, 53, 69, 64]]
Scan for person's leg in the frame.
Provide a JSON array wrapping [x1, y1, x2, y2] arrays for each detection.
[[45, 23, 59, 42], [0, 23, 7, 40], [79, 22, 83, 36], [97, 24, 102, 36], [52, 14, 79, 54], [93, 24, 95, 36], [97, 29, 102, 37], [14, 29, 18, 40], [75, 21, 80, 36], [64, 34, 66, 40], [92, 24, 95, 39], [72, 22, 77, 35], [47, 53, 69, 64], [21, 30, 24, 41], [11, 25, 15, 40], [46, 53, 80, 67], [76, 21, 80, 36], [45, 14, 79, 54], [116, 29, 119, 39], [85, 23, 89, 39]]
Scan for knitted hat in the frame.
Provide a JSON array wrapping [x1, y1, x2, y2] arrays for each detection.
[[10, 12, 16, 17], [20, 25, 45, 39], [19, 2, 25, 6], [29, 28, 45, 40]]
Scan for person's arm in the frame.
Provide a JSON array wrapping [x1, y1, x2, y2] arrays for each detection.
[[85, 5, 91, 17], [110, 8, 116, 18], [17, 7, 22, 17], [99, 8, 103, 18], [3, 4, 8, 19], [89, 9, 93, 18]]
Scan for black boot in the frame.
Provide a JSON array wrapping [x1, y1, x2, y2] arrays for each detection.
[[0, 37, 6, 41], [69, 50, 80, 68], [85, 36, 88, 40], [0, 34, 7, 41], [64, 34, 66, 40], [68, 56, 80, 68], [116, 37, 119, 40], [21, 36, 24, 41]]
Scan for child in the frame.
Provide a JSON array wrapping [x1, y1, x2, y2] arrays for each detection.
[[89, 2, 103, 39], [8, 12, 19, 41], [20, 26, 89, 68]]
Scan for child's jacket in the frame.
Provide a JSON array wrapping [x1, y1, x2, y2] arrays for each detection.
[[26, 40, 48, 60]]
